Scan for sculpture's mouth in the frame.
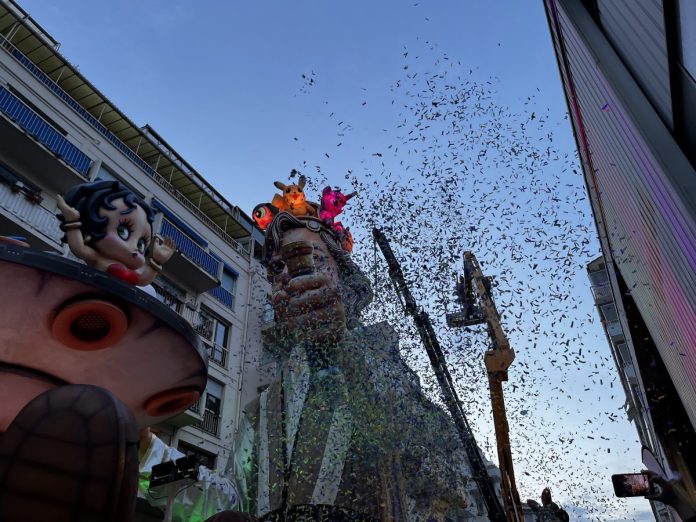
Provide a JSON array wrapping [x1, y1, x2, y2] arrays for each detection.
[[0, 362, 68, 386]]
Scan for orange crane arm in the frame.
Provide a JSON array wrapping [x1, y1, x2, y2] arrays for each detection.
[[464, 252, 524, 522]]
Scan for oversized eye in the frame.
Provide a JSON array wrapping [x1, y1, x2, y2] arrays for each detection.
[[255, 207, 267, 218], [298, 187, 303, 193], [285, 188, 291, 193], [269, 258, 285, 275], [137, 238, 148, 254], [117, 224, 131, 241]]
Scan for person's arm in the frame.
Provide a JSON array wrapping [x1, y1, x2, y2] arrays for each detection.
[[645, 472, 696, 522]]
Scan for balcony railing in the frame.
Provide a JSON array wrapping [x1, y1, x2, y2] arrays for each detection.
[[151, 286, 219, 350], [0, 35, 250, 257], [607, 320, 624, 340], [152, 175, 249, 258], [194, 317, 215, 346], [152, 284, 184, 314], [0, 86, 91, 175], [160, 218, 221, 278], [591, 282, 613, 304], [209, 286, 235, 310], [203, 341, 228, 368], [195, 409, 220, 437], [0, 181, 62, 244]]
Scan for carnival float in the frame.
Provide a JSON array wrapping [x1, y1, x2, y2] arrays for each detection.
[[0, 180, 206, 521], [0, 176, 496, 522]]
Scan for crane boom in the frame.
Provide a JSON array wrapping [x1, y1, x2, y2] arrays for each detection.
[[459, 252, 524, 522], [372, 228, 507, 522]]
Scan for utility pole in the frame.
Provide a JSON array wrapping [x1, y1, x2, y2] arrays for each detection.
[[373, 229, 507, 522], [447, 251, 524, 522]]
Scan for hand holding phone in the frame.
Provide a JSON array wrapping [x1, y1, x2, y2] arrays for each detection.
[[611, 473, 655, 497]]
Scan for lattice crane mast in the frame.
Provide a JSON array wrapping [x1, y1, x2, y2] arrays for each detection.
[[372, 228, 508, 522]]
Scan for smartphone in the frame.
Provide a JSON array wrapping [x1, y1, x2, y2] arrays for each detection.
[[612, 473, 654, 497]]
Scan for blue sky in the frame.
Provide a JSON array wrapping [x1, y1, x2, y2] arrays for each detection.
[[24, 1, 568, 211], [17, 1, 657, 520]]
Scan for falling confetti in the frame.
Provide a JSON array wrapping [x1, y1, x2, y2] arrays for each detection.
[[269, 42, 647, 521]]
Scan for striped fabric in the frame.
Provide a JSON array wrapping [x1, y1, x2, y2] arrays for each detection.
[[0, 86, 92, 175]]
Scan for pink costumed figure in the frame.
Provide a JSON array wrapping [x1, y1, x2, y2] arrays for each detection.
[[319, 186, 356, 235]]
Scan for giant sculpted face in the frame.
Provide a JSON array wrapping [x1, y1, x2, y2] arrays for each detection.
[[266, 216, 347, 347]]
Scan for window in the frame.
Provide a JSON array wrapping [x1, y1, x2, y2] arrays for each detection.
[[177, 441, 216, 470], [204, 379, 223, 416], [209, 267, 237, 310], [221, 269, 237, 307], [211, 319, 230, 367], [194, 379, 223, 437], [197, 307, 230, 368], [214, 319, 229, 348]]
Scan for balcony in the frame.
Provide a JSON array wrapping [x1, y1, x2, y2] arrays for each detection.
[[0, 86, 91, 190], [623, 362, 638, 382], [159, 218, 221, 293], [166, 401, 203, 428], [0, 180, 62, 250], [204, 341, 228, 368], [190, 313, 228, 368], [192, 313, 214, 340], [151, 283, 205, 328], [590, 282, 613, 305], [195, 409, 220, 437], [209, 286, 234, 310], [606, 319, 624, 341], [153, 283, 185, 314]]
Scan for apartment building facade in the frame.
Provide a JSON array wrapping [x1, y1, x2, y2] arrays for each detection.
[[587, 257, 674, 522], [543, 0, 696, 507], [0, 0, 273, 474]]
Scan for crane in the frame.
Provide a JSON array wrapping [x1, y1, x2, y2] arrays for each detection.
[[446, 251, 524, 522], [372, 228, 507, 522]]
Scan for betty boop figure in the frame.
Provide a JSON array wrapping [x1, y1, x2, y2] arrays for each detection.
[[56, 180, 175, 286]]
